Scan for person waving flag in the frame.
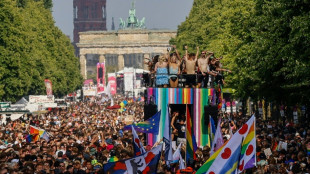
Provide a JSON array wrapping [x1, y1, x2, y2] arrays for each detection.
[[132, 125, 146, 156]]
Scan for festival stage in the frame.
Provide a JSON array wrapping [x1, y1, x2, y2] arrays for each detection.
[[146, 88, 220, 147]]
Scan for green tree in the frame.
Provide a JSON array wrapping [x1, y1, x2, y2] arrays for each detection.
[[0, 0, 81, 102], [173, 0, 310, 105]]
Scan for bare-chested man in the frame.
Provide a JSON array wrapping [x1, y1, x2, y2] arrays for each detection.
[[184, 46, 199, 87], [197, 51, 217, 88]]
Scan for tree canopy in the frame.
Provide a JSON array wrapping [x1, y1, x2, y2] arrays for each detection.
[[173, 0, 310, 105], [0, 0, 82, 102]]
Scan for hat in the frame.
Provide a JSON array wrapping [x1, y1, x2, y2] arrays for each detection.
[[93, 163, 102, 170], [91, 159, 98, 165]]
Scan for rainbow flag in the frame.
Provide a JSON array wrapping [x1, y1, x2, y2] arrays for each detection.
[[186, 105, 197, 166], [108, 156, 119, 162], [209, 116, 216, 145], [30, 126, 40, 135], [26, 134, 39, 143], [238, 116, 256, 172], [30, 126, 49, 141], [197, 115, 255, 174], [307, 145, 310, 156], [272, 142, 278, 152]]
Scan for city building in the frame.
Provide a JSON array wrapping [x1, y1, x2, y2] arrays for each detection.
[[73, 0, 107, 54]]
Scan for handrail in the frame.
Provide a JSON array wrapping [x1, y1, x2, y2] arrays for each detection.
[[142, 73, 222, 88]]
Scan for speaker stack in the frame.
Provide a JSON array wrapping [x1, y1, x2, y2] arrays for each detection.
[[204, 105, 218, 125]]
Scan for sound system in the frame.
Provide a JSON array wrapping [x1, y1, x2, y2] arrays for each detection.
[[142, 73, 150, 87], [144, 103, 158, 120], [204, 105, 218, 125]]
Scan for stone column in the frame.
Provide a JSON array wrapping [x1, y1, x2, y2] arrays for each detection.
[[118, 54, 124, 70], [80, 54, 87, 79], [143, 53, 150, 70], [99, 55, 105, 63]]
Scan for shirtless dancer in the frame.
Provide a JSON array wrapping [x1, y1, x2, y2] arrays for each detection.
[[184, 46, 199, 88], [197, 51, 217, 88]]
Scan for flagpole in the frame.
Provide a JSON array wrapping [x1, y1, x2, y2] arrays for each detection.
[[209, 115, 212, 146], [185, 104, 187, 168], [254, 116, 257, 168]]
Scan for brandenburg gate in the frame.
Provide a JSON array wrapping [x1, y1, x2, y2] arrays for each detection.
[[77, 29, 176, 79], [76, 1, 176, 79]]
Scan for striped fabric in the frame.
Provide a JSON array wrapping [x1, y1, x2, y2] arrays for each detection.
[[208, 116, 216, 146], [186, 105, 197, 165], [197, 116, 255, 174], [147, 88, 216, 147], [238, 117, 256, 172]]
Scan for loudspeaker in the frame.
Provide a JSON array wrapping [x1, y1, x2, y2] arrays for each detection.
[[144, 104, 158, 120], [204, 106, 218, 125], [142, 73, 150, 87]]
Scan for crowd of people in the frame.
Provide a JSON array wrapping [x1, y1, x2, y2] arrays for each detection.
[[0, 95, 310, 174], [144, 46, 231, 88]]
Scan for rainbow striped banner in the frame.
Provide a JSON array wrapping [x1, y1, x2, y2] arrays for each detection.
[[147, 88, 215, 147]]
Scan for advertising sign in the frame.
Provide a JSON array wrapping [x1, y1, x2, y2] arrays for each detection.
[[0, 102, 10, 109], [124, 67, 134, 92], [82, 87, 97, 96], [97, 63, 105, 93], [29, 95, 54, 104], [108, 73, 117, 95]]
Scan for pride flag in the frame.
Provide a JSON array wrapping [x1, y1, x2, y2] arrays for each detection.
[[26, 134, 39, 143], [186, 105, 197, 166], [103, 144, 162, 174], [208, 116, 216, 145], [108, 156, 119, 162], [197, 115, 255, 174], [210, 118, 224, 155], [30, 126, 49, 141], [30, 126, 40, 135], [238, 116, 256, 172], [132, 126, 146, 156], [272, 141, 278, 152], [123, 111, 161, 134], [163, 108, 172, 161]]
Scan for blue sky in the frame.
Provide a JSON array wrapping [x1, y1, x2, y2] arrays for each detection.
[[52, 0, 193, 40]]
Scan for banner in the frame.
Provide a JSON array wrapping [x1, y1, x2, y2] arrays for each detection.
[[108, 73, 117, 95], [97, 63, 105, 93], [29, 95, 54, 104], [124, 67, 134, 92], [82, 87, 97, 96], [44, 79, 53, 97]]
